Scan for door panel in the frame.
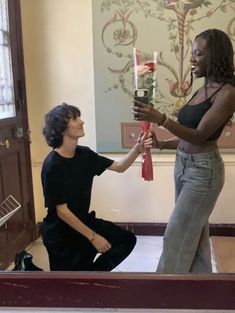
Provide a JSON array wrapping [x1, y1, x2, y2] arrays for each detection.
[[0, 0, 36, 269]]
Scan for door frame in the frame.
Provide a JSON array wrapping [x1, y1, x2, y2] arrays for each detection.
[[8, 0, 35, 226], [0, 0, 36, 269], [7, 0, 36, 235]]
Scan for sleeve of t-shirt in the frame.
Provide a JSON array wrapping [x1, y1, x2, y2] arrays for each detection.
[[42, 163, 67, 207], [88, 148, 114, 176]]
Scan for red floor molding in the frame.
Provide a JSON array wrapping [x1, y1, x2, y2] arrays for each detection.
[[116, 222, 235, 236], [0, 272, 235, 309]]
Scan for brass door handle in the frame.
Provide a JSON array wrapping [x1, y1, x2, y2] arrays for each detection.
[[0, 139, 10, 149]]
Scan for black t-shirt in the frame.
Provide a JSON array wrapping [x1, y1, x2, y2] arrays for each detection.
[[41, 145, 113, 225]]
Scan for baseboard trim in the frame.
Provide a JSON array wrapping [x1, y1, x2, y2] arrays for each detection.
[[116, 222, 235, 236]]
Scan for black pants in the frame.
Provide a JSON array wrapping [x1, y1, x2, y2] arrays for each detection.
[[41, 212, 136, 271]]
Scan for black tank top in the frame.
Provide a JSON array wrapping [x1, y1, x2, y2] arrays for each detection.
[[178, 85, 225, 141]]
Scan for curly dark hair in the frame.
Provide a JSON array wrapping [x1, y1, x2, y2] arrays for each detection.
[[196, 28, 235, 85], [42, 103, 81, 148]]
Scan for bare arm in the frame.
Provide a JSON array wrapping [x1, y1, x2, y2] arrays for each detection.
[[158, 138, 180, 150], [56, 204, 111, 253], [151, 130, 179, 150], [108, 133, 152, 172], [133, 85, 235, 145]]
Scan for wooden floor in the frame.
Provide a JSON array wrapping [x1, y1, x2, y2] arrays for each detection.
[[211, 236, 235, 273]]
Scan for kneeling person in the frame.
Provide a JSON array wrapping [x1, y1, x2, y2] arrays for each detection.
[[41, 103, 152, 271]]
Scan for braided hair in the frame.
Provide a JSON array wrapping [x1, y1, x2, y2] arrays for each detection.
[[196, 28, 235, 85], [185, 28, 235, 96]]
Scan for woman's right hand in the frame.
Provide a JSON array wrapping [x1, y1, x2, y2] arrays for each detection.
[[132, 100, 164, 124], [90, 232, 112, 254]]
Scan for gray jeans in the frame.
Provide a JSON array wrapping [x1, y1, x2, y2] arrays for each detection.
[[157, 149, 225, 273]]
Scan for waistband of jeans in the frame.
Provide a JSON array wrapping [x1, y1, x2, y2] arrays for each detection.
[[177, 149, 221, 159]]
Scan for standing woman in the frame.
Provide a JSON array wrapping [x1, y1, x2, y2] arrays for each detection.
[[132, 29, 235, 273]]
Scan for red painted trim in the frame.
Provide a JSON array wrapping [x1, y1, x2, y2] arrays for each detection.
[[116, 222, 235, 236], [0, 272, 235, 309]]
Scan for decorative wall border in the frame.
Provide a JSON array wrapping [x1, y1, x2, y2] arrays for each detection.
[[121, 122, 235, 150], [121, 122, 175, 149]]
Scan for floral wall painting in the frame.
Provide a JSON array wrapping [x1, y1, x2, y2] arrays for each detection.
[[92, 0, 235, 152]]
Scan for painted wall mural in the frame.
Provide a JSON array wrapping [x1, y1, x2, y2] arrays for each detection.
[[92, 0, 235, 152]]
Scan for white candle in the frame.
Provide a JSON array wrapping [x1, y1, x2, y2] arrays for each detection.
[[133, 47, 138, 90], [152, 51, 158, 99]]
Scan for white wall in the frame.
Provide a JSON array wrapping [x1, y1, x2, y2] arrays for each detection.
[[20, 0, 235, 224]]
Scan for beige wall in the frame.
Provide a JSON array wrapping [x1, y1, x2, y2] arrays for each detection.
[[20, 0, 96, 221], [20, 0, 235, 224]]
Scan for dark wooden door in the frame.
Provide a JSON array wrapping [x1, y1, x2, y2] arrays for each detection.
[[0, 0, 36, 269]]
